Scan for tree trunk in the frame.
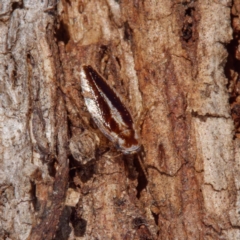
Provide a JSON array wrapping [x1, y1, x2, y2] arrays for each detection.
[[1, 0, 239, 239]]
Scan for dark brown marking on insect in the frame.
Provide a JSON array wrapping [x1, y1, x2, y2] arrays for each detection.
[[84, 67, 121, 134], [109, 118, 119, 132], [83, 65, 134, 128], [119, 129, 138, 148]]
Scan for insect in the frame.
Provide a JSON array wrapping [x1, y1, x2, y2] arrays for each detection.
[[80, 65, 147, 178], [80, 65, 141, 154]]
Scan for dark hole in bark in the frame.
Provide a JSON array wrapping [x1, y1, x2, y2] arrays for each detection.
[[71, 209, 87, 237], [69, 157, 96, 185], [224, 28, 240, 137], [67, 117, 73, 138], [181, 8, 195, 42], [47, 157, 57, 177], [151, 211, 159, 226], [232, 103, 240, 116], [158, 143, 166, 167], [68, 156, 78, 188], [115, 56, 121, 69], [54, 206, 72, 240], [224, 37, 240, 90], [55, 20, 70, 45], [124, 21, 133, 42], [27, 53, 35, 66], [79, 163, 95, 182], [134, 156, 148, 199], [100, 45, 109, 54], [182, 23, 193, 42], [72, 218, 87, 237], [185, 7, 195, 17], [123, 150, 148, 198], [123, 154, 138, 180], [12, 2, 23, 10], [30, 181, 38, 211], [32, 196, 41, 212]]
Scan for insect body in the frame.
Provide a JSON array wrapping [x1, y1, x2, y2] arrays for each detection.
[[80, 65, 140, 154]]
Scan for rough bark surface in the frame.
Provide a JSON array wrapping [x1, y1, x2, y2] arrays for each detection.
[[0, 0, 239, 239]]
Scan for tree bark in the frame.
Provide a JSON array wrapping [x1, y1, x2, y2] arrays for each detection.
[[0, 0, 239, 239]]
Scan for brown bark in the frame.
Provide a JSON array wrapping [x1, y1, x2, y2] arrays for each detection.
[[1, 0, 239, 239]]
